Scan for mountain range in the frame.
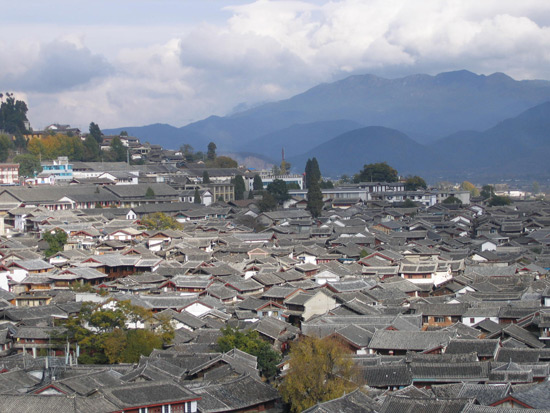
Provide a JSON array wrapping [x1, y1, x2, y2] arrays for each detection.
[[104, 70, 550, 181]]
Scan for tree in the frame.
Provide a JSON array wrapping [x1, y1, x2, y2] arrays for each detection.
[[319, 180, 334, 189], [267, 179, 290, 204], [403, 199, 417, 208], [145, 187, 155, 198], [83, 135, 100, 161], [0, 93, 29, 136], [280, 160, 291, 175], [258, 191, 277, 212], [58, 300, 170, 365], [488, 195, 512, 206], [306, 180, 323, 218], [217, 326, 281, 379], [119, 130, 128, 136], [207, 142, 217, 161], [404, 175, 427, 191], [213, 156, 238, 168], [305, 158, 321, 188], [280, 336, 358, 412], [0, 134, 13, 162], [89, 122, 103, 144], [194, 187, 201, 204], [234, 175, 246, 200], [141, 212, 183, 230], [202, 170, 211, 184], [442, 195, 462, 205], [43, 229, 68, 256], [253, 174, 264, 191], [353, 162, 398, 183], [480, 185, 495, 200], [109, 137, 126, 162], [461, 181, 480, 197]]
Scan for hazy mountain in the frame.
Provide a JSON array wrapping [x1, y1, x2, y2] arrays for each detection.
[[241, 120, 363, 158], [289, 102, 550, 181], [429, 101, 550, 179], [288, 126, 438, 177], [176, 70, 550, 149], [106, 70, 550, 155]]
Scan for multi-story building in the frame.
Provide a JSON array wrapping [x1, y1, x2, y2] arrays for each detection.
[[0, 164, 19, 185], [40, 156, 73, 181]]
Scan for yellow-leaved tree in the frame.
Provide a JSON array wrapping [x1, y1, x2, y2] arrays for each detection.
[[279, 336, 359, 412]]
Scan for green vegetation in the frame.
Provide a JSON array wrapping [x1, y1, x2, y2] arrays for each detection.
[[202, 170, 211, 183], [442, 195, 462, 205], [258, 191, 277, 212], [266, 179, 290, 204], [217, 326, 281, 379], [253, 174, 264, 191], [234, 175, 246, 200], [461, 181, 480, 197], [194, 187, 201, 204], [89, 122, 103, 144], [404, 175, 427, 190], [43, 229, 68, 256], [0, 134, 13, 162], [306, 180, 323, 218], [305, 158, 320, 188], [280, 336, 358, 412], [141, 212, 183, 230], [56, 300, 173, 364], [488, 195, 512, 206], [480, 184, 495, 200], [0, 93, 29, 146], [207, 141, 217, 161], [353, 162, 398, 183]]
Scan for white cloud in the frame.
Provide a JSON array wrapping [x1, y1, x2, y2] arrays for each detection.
[[2, 0, 550, 129]]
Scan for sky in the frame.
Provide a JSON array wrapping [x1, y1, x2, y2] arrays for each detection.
[[2, 0, 550, 131]]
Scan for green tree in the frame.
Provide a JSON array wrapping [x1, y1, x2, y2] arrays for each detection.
[[258, 191, 277, 212], [306, 181, 323, 218], [218, 326, 281, 379], [202, 170, 211, 183], [281, 160, 291, 175], [43, 229, 68, 256], [267, 179, 290, 204], [461, 181, 480, 197], [194, 187, 201, 204], [119, 130, 128, 136], [353, 162, 398, 183], [145, 187, 155, 198], [319, 180, 334, 189], [404, 175, 427, 191], [213, 155, 238, 168], [442, 195, 462, 205], [207, 142, 217, 161], [305, 158, 321, 188], [0, 93, 29, 136], [488, 195, 512, 206], [83, 135, 100, 161], [403, 199, 417, 207], [234, 175, 246, 200], [109, 137, 126, 162], [89, 122, 103, 144], [141, 212, 183, 230], [0, 134, 13, 162], [480, 185, 495, 200], [253, 174, 264, 191], [280, 336, 358, 412], [180, 144, 194, 161]]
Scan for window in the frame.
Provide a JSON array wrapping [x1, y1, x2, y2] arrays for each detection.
[[162, 405, 172, 413], [434, 317, 445, 323], [470, 318, 475, 324]]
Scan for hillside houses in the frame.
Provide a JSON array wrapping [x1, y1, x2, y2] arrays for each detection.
[[2, 190, 550, 411]]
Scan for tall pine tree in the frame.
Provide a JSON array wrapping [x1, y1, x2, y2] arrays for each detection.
[[306, 180, 323, 218], [234, 175, 246, 200]]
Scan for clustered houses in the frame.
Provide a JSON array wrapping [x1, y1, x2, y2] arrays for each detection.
[[4, 174, 550, 411]]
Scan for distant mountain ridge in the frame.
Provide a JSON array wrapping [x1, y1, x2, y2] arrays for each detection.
[[289, 101, 550, 181], [104, 70, 550, 180]]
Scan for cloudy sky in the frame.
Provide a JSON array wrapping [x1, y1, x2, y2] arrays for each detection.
[[2, 0, 550, 131]]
